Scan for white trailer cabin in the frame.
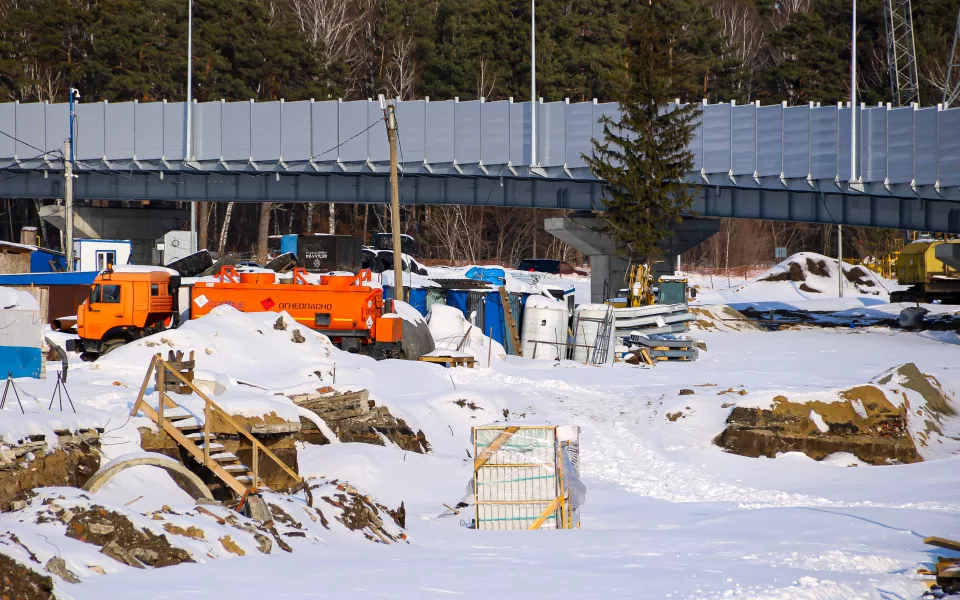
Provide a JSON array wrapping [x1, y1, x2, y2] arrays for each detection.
[[73, 239, 133, 272]]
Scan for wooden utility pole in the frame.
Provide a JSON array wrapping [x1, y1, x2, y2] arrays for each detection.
[[64, 139, 74, 271], [386, 101, 404, 303]]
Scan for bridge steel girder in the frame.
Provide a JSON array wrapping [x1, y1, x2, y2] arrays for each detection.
[[1, 169, 958, 234], [2, 98, 960, 232]]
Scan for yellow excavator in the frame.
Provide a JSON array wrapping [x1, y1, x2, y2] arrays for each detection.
[[608, 264, 695, 308]]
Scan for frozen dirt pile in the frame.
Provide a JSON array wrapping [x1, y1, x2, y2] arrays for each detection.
[[715, 362, 959, 464], [754, 252, 884, 296], [0, 482, 406, 598]]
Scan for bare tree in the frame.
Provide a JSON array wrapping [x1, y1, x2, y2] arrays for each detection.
[[476, 56, 498, 100], [383, 36, 417, 100], [218, 202, 234, 255], [257, 202, 274, 262], [288, 0, 362, 67], [710, 0, 766, 78]]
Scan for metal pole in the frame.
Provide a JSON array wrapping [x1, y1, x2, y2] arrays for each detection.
[[838, 225, 843, 297], [850, 0, 857, 184], [386, 102, 404, 304], [530, 0, 536, 167], [187, 0, 196, 252], [64, 139, 74, 272], [842, 0, 854, 299]]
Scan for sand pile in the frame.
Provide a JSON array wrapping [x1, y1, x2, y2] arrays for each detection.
[[715, 363, 959, 464]]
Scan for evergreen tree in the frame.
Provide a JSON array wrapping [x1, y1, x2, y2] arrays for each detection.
[[584, 0, 700, 263], [762, 0, 851, 104]]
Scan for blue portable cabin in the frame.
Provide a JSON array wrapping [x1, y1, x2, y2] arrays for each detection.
[[30, 247, 69, 272], [0, 240, 70, 273], [0, 288, 43, 378]]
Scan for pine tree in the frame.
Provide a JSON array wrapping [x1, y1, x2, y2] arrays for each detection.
[[762, 3, 850, 104], [583, 1, 700, 263]]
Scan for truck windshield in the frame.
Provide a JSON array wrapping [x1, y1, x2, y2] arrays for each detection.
[[658, 282, 685, 305], [91, 284, 122, 303]]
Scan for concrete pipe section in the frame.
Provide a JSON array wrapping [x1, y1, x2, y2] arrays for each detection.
[[83, 451, 215, 502]]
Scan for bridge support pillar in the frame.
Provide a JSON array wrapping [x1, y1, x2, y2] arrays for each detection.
[[544, 214, 720, 304], [39, 205, 189, 265]]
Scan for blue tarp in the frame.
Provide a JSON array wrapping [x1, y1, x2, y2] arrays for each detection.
[[447, 290, 470, 317], [483, 291, 506, 348], [280, 234, 298, 256], [382, 286, 429, 316], [443, 289, 519, 353], [464, 267, 506, 286]]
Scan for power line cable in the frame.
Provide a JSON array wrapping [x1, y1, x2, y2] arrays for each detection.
[[286, 116, 387, 167], [0, 128, 60, 158]]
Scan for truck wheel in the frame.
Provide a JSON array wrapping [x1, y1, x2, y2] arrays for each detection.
[[100, 339, 126, 356]]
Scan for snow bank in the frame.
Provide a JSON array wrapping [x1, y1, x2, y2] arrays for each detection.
[[697, 252, 896, 309], [426, 304, 506, 363], [524, 294, 567, 310]]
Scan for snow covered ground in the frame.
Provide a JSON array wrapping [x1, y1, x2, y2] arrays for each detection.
[[3, 258, 960, 599]]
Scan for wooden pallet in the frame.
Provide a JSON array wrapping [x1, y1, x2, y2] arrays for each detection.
[[419, 355, 476, 368]]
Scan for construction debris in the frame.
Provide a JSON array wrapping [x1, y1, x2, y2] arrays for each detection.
[[624, 333, 700, 362], [291, 388, 429, 453], [922, 537, 960, 595]]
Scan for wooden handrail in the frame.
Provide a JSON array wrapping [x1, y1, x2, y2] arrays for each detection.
[[131, 355, 158, 417], [160, 361, 303, 485]]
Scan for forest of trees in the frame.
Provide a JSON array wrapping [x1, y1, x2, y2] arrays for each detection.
[[0, 0, 956, 266]]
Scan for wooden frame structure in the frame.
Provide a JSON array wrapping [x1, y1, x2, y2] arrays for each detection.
[[472, 425, 579, 531]]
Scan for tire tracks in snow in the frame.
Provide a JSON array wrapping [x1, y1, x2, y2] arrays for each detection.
[[458, 370, 960, 513]]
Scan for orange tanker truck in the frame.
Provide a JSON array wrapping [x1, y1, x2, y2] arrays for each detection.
[[67, 265, 402, 358]]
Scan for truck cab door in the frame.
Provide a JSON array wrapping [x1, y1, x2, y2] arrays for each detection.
[[87, 282, 127, 336]]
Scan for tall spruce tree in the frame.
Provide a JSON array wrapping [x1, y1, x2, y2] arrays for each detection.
[[583, 1, 700, 263]]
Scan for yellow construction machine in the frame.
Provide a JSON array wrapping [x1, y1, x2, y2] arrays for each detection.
[[607, 264, 695, 308], [890, 239, 960, 304]]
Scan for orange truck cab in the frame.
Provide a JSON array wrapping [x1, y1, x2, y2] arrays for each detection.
[[67, 267, 180, 356], [190, 267, 403, 357]]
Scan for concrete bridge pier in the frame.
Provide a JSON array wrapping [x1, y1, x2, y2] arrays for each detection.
[[545, 213, 720, 304], [39, 205, 189, 265]]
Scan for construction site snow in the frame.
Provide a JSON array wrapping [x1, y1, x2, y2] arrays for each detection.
[[696, 252, 897, 309], [3, 281, 960, 599]]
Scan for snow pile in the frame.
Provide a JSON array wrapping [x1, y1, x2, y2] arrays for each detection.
[[0, 483, 405, 590], [426, 304, 506, 363], [697, 252, 896, 310], [524, 294, 567, 310], [90, 306, 355, 388]]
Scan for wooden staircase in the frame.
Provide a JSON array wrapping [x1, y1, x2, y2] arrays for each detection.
[[131, 354, 303, 498]]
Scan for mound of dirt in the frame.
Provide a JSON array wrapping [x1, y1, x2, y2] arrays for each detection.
[[0, 551, 55, 600], [64, 506, 194, 568], [0, 430, 100, 512], [715, 363, 958, 464], [690, 305, 763, 332], [752, 252, 884, 296]]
